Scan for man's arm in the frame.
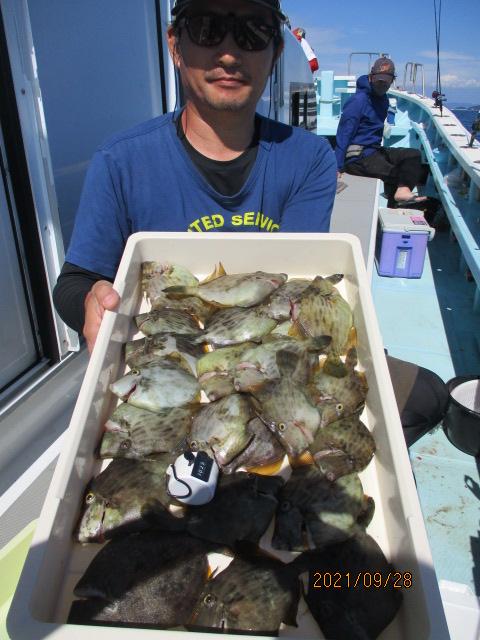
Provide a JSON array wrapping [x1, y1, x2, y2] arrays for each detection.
[[334, 95, 364, 171], [53, 263, 119, 352], [280, 138, 337, 232]]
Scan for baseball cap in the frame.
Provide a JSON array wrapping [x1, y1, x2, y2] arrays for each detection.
[[370, 57, 396, 82], [171, 0, 287, 21]]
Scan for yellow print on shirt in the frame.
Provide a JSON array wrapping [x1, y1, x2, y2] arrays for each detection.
[[187, 212, 279, 233]]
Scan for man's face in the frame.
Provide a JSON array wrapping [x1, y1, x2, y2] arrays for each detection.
[[168, 0, 281, 114], [370, 75, 394, 97]]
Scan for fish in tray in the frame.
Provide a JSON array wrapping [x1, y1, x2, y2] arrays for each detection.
[[233, 334, 331, 393], [125, 333, 203, 371], [189, 553, 301, 634], [99, 404, 192, 459], [309, 413, 376, 481], [290, 274, 354, 355], [221, 417, 285, 474], [295, 532, 403, 639], [188, 393, 255, 466], [164, 271, 288, 308], [197, 306, 278, 347], [135, 308, 202, 337], [196, 341, 256, 401], [272, 466, 373, 552], [308, 347, 369, 427], [185, 472, 284, 546], [69, 531, 218, 628], [110, 357, 201, 413], [76, 456, 185, 543], [252, 350, 321, 457], [262, 277, 312, 320]]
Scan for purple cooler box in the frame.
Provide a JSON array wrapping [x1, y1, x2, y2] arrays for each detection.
[[375, 207, 435, 278]]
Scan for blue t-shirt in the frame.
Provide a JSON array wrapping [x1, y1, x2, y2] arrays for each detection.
[[66, 113, 337, 279]]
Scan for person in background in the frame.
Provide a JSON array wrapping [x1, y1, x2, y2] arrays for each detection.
[[53, 1, 447, 448], [292, 27, 319, 73], [335, 57, 427, 206]]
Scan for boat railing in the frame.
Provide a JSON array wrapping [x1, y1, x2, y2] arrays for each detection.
[[347, 51, 389, 76], [402, 62, 426, 97]]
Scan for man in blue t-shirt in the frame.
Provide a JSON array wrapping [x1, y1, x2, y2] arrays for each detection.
[[53, 0, 337, 351]]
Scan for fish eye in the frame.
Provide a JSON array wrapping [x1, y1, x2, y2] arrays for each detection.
[[203, 593, 216, 607], [120, 439, 131, 450], [335, 403, 344, 414], [278, 422, 286, 432], [85, 492, 96, 504], [131, 368, 140, 375]]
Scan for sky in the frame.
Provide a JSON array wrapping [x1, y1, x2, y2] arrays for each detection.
[[282, 0, 480, 106]]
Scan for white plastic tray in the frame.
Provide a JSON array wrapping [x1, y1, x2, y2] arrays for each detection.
[[8, 232, 450, 639]]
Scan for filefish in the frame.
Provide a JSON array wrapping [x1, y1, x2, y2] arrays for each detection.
[[295, 532, 403, 639], [199, 307, 278, 347], [142, 261, 198, 300], [233, 334, 331, 393], [186, 472, 284, 546], [135, 308, 202, 337], [196, 342, 255, 401], [272, 466, 370, 551], [189, 554, 301, 634], [76, 456, 184, 543], [69, 531, 215, 628], [308, 347, 369, 427], [188, 394, 254, 466], [99, 404, 192, 459], [263, 277, 312, 320], [221, 417, 286, 474], [110, 358, 200, 413], [164, 271, 288, 308], [291, 275, 354, 354], [309, 413, 376, 481], [252, 350, 321, 457], [125, 333, 203, 372]]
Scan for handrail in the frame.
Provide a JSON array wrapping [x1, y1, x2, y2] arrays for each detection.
[[347, 51, 389, 75], [402, 62, 426, 97]]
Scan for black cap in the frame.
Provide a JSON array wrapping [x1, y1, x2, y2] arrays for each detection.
[[370, 57, 396, 82], [171, 0, 287, 21]]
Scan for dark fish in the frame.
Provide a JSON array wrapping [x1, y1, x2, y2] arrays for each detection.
[[262, 277, 312, 320], [69, 531, 215, 628], [76, 456, 184, 542], [164, 271, 288, 308], [100, 404, 192, 459], [221, 417, 286, 473], [295, 532, 403, 639], [190, 554, 301, 634], [309, 413, 376, 481], [272, 466, 369, 551], [186, 472, 284, 546]]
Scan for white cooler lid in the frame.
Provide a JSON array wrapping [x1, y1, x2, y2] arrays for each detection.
[[379, 208, 435, 240]]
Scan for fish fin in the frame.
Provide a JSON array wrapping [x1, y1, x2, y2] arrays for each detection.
[[306, 335, 332, 354], [163, 285, 196, 298], [345, 346, 358, 369], [288, 451, 314, 467], [275, 350, 300, 377], [326, 273, 344, 285], [310, 276, 334, 295], [322, 355, 347, 378], [313, 449, 353, 482], [357, 495, 375, 529], [346, 326, 357, 350], [200, 262, 227, 284]]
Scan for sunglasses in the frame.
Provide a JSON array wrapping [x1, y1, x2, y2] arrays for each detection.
[[178, 13, 279, 52]]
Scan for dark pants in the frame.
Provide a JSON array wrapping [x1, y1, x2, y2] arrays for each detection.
[[386, 354, 449, 447], [345, 148, 424, 202]]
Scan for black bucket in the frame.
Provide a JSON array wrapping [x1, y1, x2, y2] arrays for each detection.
[[443, 375, 480, 456]]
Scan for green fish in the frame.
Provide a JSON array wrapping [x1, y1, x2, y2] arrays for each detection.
[[198, 307, 278, 347], [100, 403, 193, 459], [164, 271, 288, 308], [135, 308, 202, 337], [196, 342, 255, 401], [125, 333, 202, 371]]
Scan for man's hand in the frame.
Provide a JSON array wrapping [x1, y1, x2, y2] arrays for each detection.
[[83, 280, 119, 353]]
